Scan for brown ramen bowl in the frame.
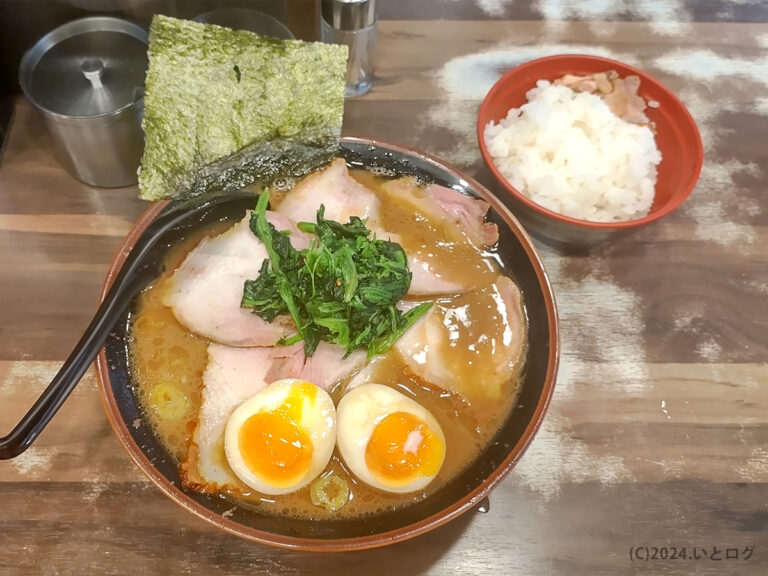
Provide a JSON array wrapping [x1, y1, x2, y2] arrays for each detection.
[[96, 136, 559, 551]]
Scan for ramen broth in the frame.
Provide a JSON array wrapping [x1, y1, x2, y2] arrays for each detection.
[[129, 168, 525, 520]]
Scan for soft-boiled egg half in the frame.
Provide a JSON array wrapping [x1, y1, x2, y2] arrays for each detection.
[[224, 379, 336, 495], [336, 384, 446, 493]]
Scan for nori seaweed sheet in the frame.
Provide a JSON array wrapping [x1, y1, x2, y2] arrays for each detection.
[[138, 15, 348, 201]]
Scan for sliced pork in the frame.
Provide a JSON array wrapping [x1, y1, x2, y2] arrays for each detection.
[[162, 211, 310, 347], [274, 157, 382, 227], [181, 340, 368, 493], [180, 344, 272, 492], [394, 276, 526, 402], [382, 230, 470, 296], [425, 184, 499, 247], [379, 179, 498, 296], [407, 256, 470, 296], [266, 341, 367, 391]]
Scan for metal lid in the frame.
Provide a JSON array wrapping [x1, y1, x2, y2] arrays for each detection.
[[193, 9, 295, 39], [19, 17, 148, 118], [321, 0, 376, 31]]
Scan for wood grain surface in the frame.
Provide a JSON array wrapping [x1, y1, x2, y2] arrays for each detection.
[[1, 2, 767, 575]]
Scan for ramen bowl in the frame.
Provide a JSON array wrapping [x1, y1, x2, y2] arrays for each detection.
[[477, 54, 703, 250], [96, 136, 559, 551]]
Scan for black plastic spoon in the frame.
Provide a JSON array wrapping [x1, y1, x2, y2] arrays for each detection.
[[0, 137, 339, 459], [0, 191, 259, 459]]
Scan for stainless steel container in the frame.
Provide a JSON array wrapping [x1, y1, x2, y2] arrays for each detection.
[[19, 17, 148, 188], [321, 0, 377, 98]]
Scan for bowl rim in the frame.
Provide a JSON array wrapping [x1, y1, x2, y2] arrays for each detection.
[[477, 53, 704, 230], [95, 135, 560, 551]]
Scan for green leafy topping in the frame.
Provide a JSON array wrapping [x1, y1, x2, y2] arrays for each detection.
[[138, 15, 348, 201], [241, 191, 433, 357]]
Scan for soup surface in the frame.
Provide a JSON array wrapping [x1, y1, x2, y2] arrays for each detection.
[[129, 164, 527, 520]]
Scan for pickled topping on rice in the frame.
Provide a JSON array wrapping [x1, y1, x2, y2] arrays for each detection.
[[555, 70, 650, 125]]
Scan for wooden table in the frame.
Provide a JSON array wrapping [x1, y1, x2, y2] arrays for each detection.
[[1, 3, 766, 574]]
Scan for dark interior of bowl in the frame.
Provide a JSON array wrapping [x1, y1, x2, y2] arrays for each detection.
[[102, 139, 554, 542]]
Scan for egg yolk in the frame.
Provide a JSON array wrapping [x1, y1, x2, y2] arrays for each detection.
[[365, 411, 444, 486], [237, 383, 316, 488]]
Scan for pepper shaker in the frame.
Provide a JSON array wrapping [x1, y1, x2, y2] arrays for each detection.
[[321, 0, 377, 98]]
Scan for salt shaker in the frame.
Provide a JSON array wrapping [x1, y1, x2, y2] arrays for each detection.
[[321, 0, 377, 98]]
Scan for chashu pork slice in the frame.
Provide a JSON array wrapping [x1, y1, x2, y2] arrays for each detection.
[[384, 229, 474, 297], [163, 211, 310, 347], [380, 179, 498, 250], [379, 179, 499, 296], [181, 344, 273, 493], [394, 276, 526, 402], [425, 183, 499, 248], [266, 341, 367, 389], [181, 341, 369, 494], [274, 157, 382, 227]]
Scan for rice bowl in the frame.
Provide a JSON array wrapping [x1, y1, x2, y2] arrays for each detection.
[[477, 54, 704, 248], [483, 80, 661, 223]]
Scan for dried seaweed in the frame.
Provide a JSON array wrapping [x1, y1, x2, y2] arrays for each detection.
[[138, 15, 348, 201]]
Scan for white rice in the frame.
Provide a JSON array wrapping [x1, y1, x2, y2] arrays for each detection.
[[484, 80, 662, 222]]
